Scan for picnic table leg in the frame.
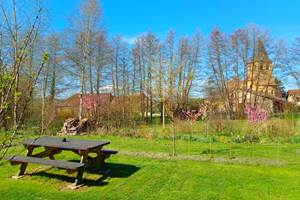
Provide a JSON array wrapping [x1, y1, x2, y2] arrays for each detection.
[[96, 149, 111, 175], [17, 146, 34, 177], [46, 147, 55, 160], [74, 151, 87, 186], [96, 150, 106, 169], [74, 168, 84, 186]]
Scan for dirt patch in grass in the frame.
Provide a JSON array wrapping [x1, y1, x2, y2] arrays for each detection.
[[120, 150, 287, 167]]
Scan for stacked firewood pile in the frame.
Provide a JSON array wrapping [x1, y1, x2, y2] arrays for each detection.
[[58, 118, 89, 136]]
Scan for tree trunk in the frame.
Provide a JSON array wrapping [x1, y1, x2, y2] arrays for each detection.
[[162, 102, 165, 129], [172, 120, 176, 156]]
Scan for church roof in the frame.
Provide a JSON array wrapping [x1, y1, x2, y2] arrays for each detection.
[[227, 77, 243, 90], [251, 39, 271, 62], [250, 90, 286, 102]]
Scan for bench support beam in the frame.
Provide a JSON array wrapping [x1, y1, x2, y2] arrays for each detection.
[[32, 147, 61, 159]]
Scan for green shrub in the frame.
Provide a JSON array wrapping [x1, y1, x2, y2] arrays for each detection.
[[263, 119, 296, 141], [288, 135, 300, 143], [231, 134, 260, 143]]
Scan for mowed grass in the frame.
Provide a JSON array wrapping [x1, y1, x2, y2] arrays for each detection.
[[1, 135, 300, 199]]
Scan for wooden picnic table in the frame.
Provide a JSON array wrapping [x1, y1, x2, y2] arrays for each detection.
[[8, 137, 117, 188]]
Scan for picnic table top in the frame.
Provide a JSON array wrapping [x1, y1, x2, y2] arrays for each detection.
[[22, 137, 110, 151]]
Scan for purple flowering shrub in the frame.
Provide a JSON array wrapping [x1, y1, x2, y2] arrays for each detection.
[[243, 104, 269, 143], [244, 105, 268, 123], [182, 109, 205, 121]]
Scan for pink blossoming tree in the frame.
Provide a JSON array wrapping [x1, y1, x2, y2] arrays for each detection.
[[244, 105, 268, 123], [244, 105, 268, 143], [82, 94, 100, 112], [182, 109, 205, 121]]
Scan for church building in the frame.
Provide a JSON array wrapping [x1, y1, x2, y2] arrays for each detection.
[[228, 40, 286, 113]]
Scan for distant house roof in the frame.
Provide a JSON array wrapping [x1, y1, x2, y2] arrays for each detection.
[[288, 89, 300, 95], [57, 93, 113, 108]]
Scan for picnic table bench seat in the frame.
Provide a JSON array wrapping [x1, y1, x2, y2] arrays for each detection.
[[101, 149, 118, 156], [7, 155, 85, 187], [88, 149, 118, 168], [100, 149, 118, 162], [8, 156, 85, 172]]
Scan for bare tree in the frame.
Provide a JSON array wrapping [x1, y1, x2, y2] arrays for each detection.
[[288, 38, 300, 88], [95, 33, 107, 94], [207, 28, 234, 118], [132, 38, 146, 121], [0, 0, 47, 160], [40, 34, 62, 133], [144, 32, 159, 123], [78, 0, 102, 94]]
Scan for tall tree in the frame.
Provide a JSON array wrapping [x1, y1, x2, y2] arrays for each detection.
[[0, 0, 47, 160], [208, 28, 234, 118], [144, 32, 159, 122], [78, 0, 102, 94]]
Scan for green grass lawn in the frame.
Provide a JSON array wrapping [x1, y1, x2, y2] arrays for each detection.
[[1, 134, 300, 199]]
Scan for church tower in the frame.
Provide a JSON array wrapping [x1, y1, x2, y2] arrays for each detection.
[[246, 39, 278, 96]]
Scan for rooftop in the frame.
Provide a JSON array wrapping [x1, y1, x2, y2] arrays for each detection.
[[288, 89, 300, 95], [57, 93, 113, 108]]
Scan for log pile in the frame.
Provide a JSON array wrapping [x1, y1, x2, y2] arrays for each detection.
[[58, 118, 89, 136]]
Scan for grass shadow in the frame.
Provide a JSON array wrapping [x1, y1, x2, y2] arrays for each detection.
[[67, 159, 140, 177], [31, 171, 109, 187], [102, 162, 140, 178], [29, 162, 140, 187]]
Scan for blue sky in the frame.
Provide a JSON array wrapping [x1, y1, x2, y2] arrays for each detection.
[[44, 0, 300, 42]]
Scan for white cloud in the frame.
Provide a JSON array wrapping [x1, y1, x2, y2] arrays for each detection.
[[122, 32, 148, 45], [123, 36, 138, 45], [99, 85, 113, 93]]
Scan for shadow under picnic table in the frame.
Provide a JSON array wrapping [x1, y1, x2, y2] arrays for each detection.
[[66, 159, 140, 177], [30, 162, 140, 187], [95, 162, 140, 178], [31, 171, 109, 187]]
